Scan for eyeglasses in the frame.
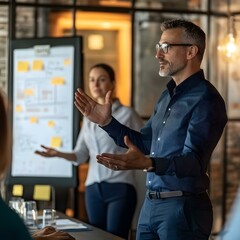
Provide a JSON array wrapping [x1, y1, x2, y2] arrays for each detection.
[[156, 43, 193, 54]]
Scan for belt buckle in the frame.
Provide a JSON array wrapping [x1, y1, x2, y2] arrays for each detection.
[[147, 190, 158, 199]]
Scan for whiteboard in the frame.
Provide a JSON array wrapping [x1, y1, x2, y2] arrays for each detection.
[[7, 37, 82, 187]]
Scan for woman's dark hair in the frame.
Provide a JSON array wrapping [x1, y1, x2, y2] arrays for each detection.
[[89, 63, 115, 82]]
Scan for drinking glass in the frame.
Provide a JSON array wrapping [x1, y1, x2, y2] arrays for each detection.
[[23, 201, 38, 229], [42, 209, 56, 228], [9, 197, 24, 217]]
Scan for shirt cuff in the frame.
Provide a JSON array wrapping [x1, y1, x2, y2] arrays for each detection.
[[100, 117, 120, 133], [152, 157, 170, 175]]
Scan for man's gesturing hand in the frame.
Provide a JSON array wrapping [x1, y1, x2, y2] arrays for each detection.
[[74, 88, 112, 126], [96, 136, 152, 171]]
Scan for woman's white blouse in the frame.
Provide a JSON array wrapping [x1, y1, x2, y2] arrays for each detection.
[[73, 99, 144, 187]]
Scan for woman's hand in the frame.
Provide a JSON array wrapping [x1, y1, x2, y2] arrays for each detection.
[[35, 145, 58, 158], [31, 226, 75, 240]]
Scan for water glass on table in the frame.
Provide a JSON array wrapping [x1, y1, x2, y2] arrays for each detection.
[[42, 209, 56, 228], [9, 197, 24, 217], [23, 201, 38, 229]]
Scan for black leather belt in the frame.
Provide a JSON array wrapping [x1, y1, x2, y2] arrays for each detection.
[[146, 190, 205, 199]]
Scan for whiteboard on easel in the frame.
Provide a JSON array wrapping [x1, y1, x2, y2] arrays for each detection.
[[7, 37, 82, 187]]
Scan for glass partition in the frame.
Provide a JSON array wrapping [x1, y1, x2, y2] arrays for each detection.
[[133, 12, 168, 118], [16, 0, 35, 2], [38, 0, 73, 4], [211, 0, 240, 12], [0, 5, 8, 92], [134, 0, 207, 11], [16, 7, 35, 38], [207, 15, 228, 233], [76, 0, 132, 7], [16, 0, 73, 4]]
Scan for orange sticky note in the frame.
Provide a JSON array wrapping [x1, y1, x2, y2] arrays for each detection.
[[51, 77, 65, 85], [24, 88, 34, 96], [15, 105, 23, 113], [30, 117, 38, 124], [17, 61, 29, 72], [64, 58, 71, 65], [32, 60, 44, 71], [48, 120, 55, 128], [50, 136, 62, 148]]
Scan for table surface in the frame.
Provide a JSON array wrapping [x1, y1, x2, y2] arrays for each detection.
[[57, 212, 124, 240]]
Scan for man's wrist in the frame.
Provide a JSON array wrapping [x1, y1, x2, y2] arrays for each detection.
[[143, 157, 156, 172], [100, 117, 112, 127]]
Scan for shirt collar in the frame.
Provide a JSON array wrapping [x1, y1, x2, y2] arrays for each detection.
[[167, 69, 205, 96]]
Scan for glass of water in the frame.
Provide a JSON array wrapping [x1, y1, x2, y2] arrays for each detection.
[[42, 209, 56, 228], [22, 201, 38, 229], [9, 197, 24, 217]]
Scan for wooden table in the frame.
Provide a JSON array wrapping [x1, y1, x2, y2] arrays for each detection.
[[57, 212, 124, 240]]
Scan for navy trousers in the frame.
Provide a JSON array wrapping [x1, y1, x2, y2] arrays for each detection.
[[137, 192, 213, 240], [85, 182, 137, 239]]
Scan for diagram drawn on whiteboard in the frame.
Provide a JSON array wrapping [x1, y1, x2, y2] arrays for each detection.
[[8, 37, 82, 187]]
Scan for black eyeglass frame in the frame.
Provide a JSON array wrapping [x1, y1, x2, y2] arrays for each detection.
[[156, 43, 193, 53]]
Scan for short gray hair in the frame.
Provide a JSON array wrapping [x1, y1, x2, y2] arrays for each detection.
[[160, 19, 206, 62]]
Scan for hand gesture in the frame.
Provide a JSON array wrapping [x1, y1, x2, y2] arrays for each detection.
[[32, 226, 75, 240], [97, 136, 152, 170], [35, 145, 58, 158], [74, 88, 112, 126], [31, 226, 56, 236]]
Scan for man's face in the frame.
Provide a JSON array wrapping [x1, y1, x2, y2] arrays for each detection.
[[155, 28, 190, 78]]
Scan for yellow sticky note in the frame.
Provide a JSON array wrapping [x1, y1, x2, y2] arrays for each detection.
[[33, 185, 51, 201], [30, 117, 38, 124], [17, 61, 29, 72], [64, 58, 71, 65], [12, 185, 23, 196], [48, 120, 55, 128], [51, 77, 65, 85], [50, 136, 62, 148], [24, 88, 34, 96], [32, 60, 44, 71], [15, 105, 23, 113]]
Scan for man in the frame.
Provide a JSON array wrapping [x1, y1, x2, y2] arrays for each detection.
[[74, 19, 228, 240]]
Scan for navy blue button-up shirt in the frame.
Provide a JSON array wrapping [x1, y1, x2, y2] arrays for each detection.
[[102, 70, 227, 193]]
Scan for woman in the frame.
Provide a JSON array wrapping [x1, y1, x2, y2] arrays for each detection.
[[0, 90, 75, 240], [35, 63, 144, 239]]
